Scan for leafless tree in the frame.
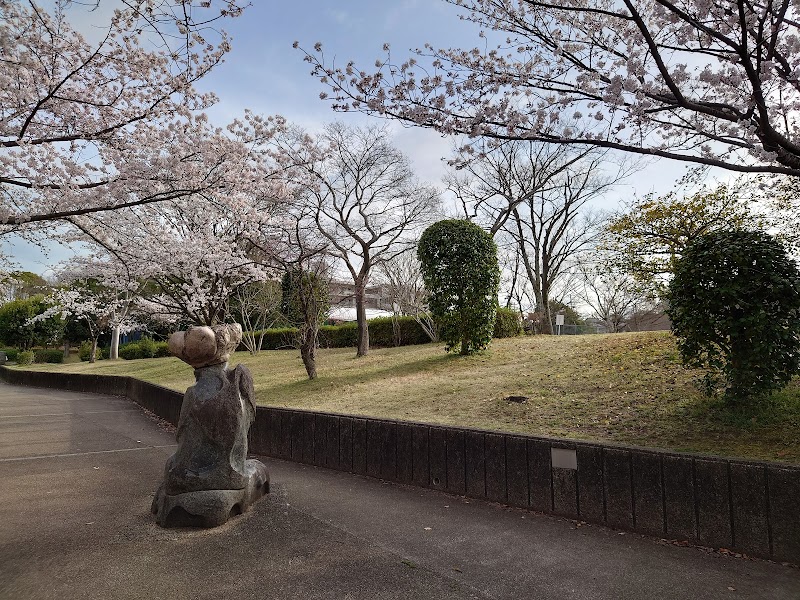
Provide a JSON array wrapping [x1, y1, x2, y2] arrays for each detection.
[[377, 251, 439, 343], [453, 141, 629, 333], [577, 261, 654, 334], [304, 123, 440, 357], [231, 280, 283, 355]]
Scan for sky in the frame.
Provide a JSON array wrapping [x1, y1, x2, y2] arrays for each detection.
[[8, 0, 702, 275]]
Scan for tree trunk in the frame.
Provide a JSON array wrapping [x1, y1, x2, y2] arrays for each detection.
[[355, 282, 369, 357], [62, 339, 70, 360], [110, 325, 120, 360], [540, 287, 553, 335], [300, 337, 317, 379], [90, 336, 99, 364]]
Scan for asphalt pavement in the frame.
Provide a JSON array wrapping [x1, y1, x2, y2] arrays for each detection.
[[0, 381, 798, 599]]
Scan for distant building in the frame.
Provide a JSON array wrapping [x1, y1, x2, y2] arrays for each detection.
[[328, 281, 392, 311], [327, 281, 394, 323]]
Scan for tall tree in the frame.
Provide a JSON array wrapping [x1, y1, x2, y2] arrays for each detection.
[[303, 0, 800, 177], [452, 141, 623, 333], [301, 123, 439, 357]]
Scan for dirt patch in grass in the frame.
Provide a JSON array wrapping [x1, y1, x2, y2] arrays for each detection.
[[18, 331, 800, 463]]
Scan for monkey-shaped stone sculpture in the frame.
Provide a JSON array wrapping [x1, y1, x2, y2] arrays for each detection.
[[151, 324, 269, 527]]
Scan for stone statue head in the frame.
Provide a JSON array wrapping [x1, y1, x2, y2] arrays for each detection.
[[168, 323, 243, 369]]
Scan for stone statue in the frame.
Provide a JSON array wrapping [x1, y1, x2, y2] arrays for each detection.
[[151, 323, 269, 527]]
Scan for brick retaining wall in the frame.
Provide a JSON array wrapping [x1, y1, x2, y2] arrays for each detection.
[[2, 366, 797, 563]]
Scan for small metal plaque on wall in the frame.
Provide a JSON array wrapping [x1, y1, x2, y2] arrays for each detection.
[[551, 447, 577, 470]]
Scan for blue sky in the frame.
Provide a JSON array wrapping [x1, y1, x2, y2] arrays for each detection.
[[10, 1, 696, 274]]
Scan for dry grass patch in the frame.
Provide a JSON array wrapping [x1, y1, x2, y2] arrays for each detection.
[[19, 331, 800, 463]]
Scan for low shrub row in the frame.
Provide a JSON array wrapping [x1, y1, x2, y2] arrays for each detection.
[[118, 338, 170, 360], [0, 347, 19, 361], [241, 312, 522, 352], [494, 307, 523, 338], [34, 349, 64, 364]]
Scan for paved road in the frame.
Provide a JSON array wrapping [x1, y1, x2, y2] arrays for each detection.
[[0, 381, 798, 599]]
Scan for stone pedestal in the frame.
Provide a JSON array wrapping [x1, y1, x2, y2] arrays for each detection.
[[151, 324, 269, 528]]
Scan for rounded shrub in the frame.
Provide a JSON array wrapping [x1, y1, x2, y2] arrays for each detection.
[[17, 350, 34, 366], [119, 342, 143, 360], [666, 230, 800, 403], [138, 337, 157, 358], [494, 307, 522, 338], [418, 220, 500, 355]]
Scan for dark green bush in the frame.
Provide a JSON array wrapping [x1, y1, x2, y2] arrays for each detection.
[[34, 349, 64, 363], [17, 350, 34, 365], [119, 342, 143, 360], [155, 341, 171, 357], [242, 318, 431, 351], [101, 346, 111, 360], [418, 220, 500, 355], [78, 341, 101, 362], [138, 337, 157, 358], [494, 308, 522, 338], [365, 316, 431, 347], [1, 347, 19, 361], [667, 230, 800, 403]]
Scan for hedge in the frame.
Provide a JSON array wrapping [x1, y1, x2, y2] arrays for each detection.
[[119, 338, 170, 360], [0, 347, 19, 361], [34, 349, 64, 364], [241, 317, 434, 351]]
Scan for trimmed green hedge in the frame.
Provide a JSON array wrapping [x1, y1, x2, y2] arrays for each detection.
[[241, 317, 434, 351], [17, 351, 34, 365], [34, 349, 64, 364], [119, 338, 170, 360], [0, 347, 19, 361]]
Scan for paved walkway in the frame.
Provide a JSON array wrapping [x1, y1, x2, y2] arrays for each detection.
[[0, 381, 798, 600]]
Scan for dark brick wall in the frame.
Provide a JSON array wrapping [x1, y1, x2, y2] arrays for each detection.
[[249, 406, 800, 564], [2, 366, 798, 563]]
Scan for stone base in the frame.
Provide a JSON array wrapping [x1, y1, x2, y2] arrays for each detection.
[[151, 459, 270, 528]]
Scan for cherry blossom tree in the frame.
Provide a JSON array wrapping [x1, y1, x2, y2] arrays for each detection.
[[35, 278, 143, 363], [302, 0, 800, 177], [54, 254, 148, 359], [65, 191, 277, 327], [1, 0, 250, 231]]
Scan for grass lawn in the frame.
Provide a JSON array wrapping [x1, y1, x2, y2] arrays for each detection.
[[16, 331, 800, 463]]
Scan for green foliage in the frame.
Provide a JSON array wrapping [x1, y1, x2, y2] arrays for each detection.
[[33, 349, 64, 363], [118, 338, 169, 360], [418, 220, 500, 354], [119, 342, 143, 360], [0, 271, 48, 300], [0, 347, 19, 361], [78, 341, 101, 362], [605, 180, 761, 295], [17, 350, 34, 366], [494, 307, 522, 338], [280, 269, 329, 327], [241, 317, 432, 351], [666, 230, 800, 404], [137, 337, 157, 358], [0, 296, 62, 350]]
